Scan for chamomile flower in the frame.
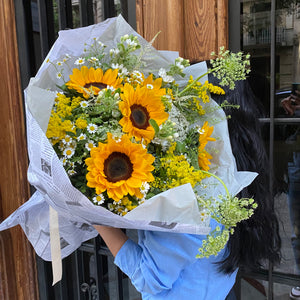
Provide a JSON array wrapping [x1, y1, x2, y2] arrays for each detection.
[[63, 54, 71, 62], [60, 157, 67, 166], [87, 123, 98, 133], [140, 182, 150, 195], [80, 101, 89, 108], [68, 169, 76, 176], [77, 133, 86, 141], [93, 194, 105, 205], [62, 135, 73, 145], [56, 72, 63, 79], [85, 140, 95, 151], [75, 57, 85, 65], [63, 147, 75, 158]]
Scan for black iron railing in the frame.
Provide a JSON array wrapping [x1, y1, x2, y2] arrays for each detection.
[[14, 1, 140, 299]]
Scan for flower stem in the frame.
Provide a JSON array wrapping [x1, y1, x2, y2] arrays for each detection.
[[201, 170, 230, 198], [177, 66, 221, 97]]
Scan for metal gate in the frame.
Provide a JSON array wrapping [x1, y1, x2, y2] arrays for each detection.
[[14, 1, 141, 299]]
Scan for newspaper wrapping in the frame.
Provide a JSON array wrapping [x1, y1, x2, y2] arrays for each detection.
[[0, 16, 257, 282]]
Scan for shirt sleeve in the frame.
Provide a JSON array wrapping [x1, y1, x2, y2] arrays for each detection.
[[114, 230, 205, 295]]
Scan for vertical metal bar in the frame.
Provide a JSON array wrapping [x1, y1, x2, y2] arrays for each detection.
[[79, 0, 94, 27], [37, 0, 55, 59], [95, 237, 106, 300], [117, 268, 124, 300], [228, 0, 241, 52], [127, 0, 137, 30], [104, 0, 116, 19], [57, 0, 73, 30], [268, 0, 276, 299], [120, 0, 128, 21], [14, 0, 36, 89], [74, 250, 83, 300]]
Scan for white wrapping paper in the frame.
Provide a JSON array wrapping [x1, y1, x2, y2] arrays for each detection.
[[0, 16, 257, 268]]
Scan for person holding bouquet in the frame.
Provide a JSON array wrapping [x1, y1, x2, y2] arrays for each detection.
[[93, 75, 281, 300]]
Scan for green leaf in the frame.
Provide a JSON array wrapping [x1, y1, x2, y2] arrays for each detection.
[[175, 141, 186, 153], [149, 119, 159, 134]]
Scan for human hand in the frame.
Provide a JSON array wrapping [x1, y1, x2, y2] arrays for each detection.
[[93, 225, 128, 257], [281, 90, 300, 116]]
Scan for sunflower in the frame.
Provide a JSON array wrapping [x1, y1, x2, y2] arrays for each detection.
[[198, 149, 213, 171], [85, 133, 155, 201], [66, 66, 123, 98], [142, 74, 166, 97], [119, 83, 169, 143], [198, 121, 216, 150]]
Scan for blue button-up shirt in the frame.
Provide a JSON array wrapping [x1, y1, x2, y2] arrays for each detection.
[[114, 220, 237, 300]]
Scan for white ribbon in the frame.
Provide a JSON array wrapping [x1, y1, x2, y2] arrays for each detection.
[[49, 205, 62, 285]]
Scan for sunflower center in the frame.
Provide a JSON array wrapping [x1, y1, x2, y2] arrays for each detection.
[[130, 104, 150, 130], [84, 82, 107, 90], [104, 152, 133, 183]]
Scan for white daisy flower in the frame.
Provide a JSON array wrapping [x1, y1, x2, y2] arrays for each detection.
[[77, 133, 86, 141], [93, 194, 105, 205], [63, 147, 75, 158], [75, 57, 85, 65], [68, 169, 76, 176], [80, 101, 89, 108], [140, 182, 150, 195], [98, 41, 104, 47], [85, 140, 95, 151], [56, 61, 63, 66], [132, 70, 143, 79], [62, 135, 73, 145], [60, 157, 67, 166], [108, 203, 114, 211], [146, 84, 153, 89], [56, 72, 63, 79], [87, 123, 98, 133], [88, 57, 99, 63]]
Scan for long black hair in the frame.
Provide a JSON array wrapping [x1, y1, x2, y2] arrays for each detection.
[[208, 72, 281, 273]]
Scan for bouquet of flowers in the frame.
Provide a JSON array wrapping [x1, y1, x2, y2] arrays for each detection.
[[44, 18, 256, 257], [0, 17, 258, 273]]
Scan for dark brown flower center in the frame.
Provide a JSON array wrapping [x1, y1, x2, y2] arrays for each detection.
[[130, 104, 150, 130], [84, 82, 107, 90], [104, 152, 133, 183]]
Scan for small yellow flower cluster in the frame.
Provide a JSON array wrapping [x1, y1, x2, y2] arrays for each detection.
[[189, 97, 206, 115], [46, 94, 84, 144], [47, 117, 76, 144], [110, 197, 138, 216], [152, 143, 207, 191], [188, 76, 210, 103], [75, 118, 88, 129], [203, 81, 225, 96]]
